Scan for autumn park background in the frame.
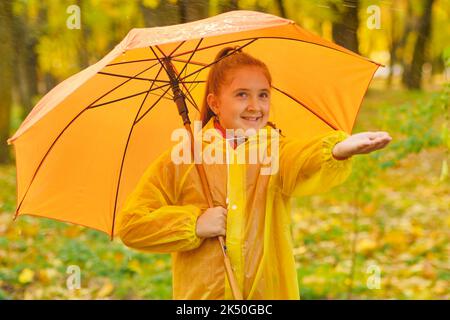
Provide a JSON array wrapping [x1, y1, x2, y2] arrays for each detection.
[[0, 0, 448, 299]]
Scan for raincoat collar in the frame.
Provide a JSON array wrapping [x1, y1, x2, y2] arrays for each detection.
[[199, 116, 278, 147]]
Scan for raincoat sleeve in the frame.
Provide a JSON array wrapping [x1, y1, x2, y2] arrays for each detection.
[[118, 151, 204, 253], [278, 130, 353, 197]]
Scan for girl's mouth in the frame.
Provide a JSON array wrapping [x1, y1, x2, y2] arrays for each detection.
[[241, 116, 262, 122]]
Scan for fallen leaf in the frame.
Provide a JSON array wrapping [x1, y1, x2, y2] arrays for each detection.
[[18, 268, 35, 284]]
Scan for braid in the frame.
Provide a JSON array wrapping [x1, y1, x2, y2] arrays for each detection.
[[266, 121, 285, 137]]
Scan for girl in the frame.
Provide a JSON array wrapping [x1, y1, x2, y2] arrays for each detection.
[[118, 47, 392, 300]]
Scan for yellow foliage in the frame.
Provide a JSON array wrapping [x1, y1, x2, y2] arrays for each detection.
[[356, 238, 377, 255], [421, 261, 436, 280], [143, 0, 159, 9], [97, 280, 115, 298], [114, 252, 124, 263], [18, 268, 35, 284], [21, 224, 39, 237], [128, 259, 142, 274], [155, 259, 166, 270], [383, 231, 409, 250], [362, 203, 377, 216], [64, 225, 82, 238]]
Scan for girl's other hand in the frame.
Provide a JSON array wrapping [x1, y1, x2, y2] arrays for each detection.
[[332, 131, 392, 159], [196, 206, 227, 238]]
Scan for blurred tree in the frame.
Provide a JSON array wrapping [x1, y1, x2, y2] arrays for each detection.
[[0, 0, 14, 163], [77, 0, 90, 69], [178, 0, 209, 23], [402, 0, 436, 89], [178, 0, 188, 22], [330, 0, 360, 54], [386, 1, 413, 88], [219, 0, 239, 12], [140, 0, 179, 27], [12, 1, 41, 118], [275, 0, 287, 18]]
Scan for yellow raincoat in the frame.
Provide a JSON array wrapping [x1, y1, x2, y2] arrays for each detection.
[[118, 117, 353, 299]]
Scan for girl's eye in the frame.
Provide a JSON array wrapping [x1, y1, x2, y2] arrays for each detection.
[[237, 92, 247, 98], [260, 92, 269, 98]]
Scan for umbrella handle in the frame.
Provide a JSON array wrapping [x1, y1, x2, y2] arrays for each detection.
[[187, 124, 244, 300]]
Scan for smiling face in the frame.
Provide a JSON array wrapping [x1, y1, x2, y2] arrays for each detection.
[[207, 66, 271, 132]]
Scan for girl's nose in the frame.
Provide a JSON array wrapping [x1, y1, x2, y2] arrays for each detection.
[[247, 96, 260, 111]]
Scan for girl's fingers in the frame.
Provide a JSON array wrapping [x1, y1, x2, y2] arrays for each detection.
[[367, 131, 385, 140], [356, 140, 387, 154], [352, 133, 392, 155], [374, 138, 392, 149], [368, 136, 391, 146], [368, 132, 391, 142], [366, 140, 390, 152]]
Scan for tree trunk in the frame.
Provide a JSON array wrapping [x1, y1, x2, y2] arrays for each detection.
[[178, 0, 188, 23], [220, 0, 238, 13], [275, 0, 287, 18], [386, 6, 397, 88], [331, 0, 360, 54], [12, 6, 40, 120], [0, 0, 14, 163], [140, 0, 179, 27], [78, 0, 90, 69], [400, 1, 414, 86], [402, 0, 435, 89], [178, 0, 208, 23]]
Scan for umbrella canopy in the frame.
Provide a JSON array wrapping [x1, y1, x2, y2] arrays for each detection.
[[7, 10, 381, 237]]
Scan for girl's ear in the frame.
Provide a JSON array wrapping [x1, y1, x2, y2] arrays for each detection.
[[207, 93, 219, 115]]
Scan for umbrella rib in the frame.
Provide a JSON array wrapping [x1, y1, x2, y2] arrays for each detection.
[[175, 38, 203, 82], [105, 34, 380, 69], [98, 71, 172, 83], [179, 38, 258, 82], [187, 71, 203, 94], [168, 40, 187, 57], [104, 40, 185, 67], [148, 46, 178, 103], [176, 39, 203, 98], [88, 83, 172, 109], [149, 46, 170, 80], [157, 41, 201, 112], [134, 85, 172, 125], [272, 85, 337, 130], [149, 45, 199, 111], [171, 36, 380, 66], [171, 58, 208, 67], [105, 56, 205, 68], [173, 64, 200, 112], [107, 57, 160, 67], [100, 71, 204, 84], [170, 38, 256, 59], [12, 63, 168, 219], [105, 38, 250, 67], [110, 64, 165, 239]]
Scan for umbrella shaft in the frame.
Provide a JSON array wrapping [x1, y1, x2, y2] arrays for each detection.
[[161, 56, 244, 299], [162, 58, 190, 125]]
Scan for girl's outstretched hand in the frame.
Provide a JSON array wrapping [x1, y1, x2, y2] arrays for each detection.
[[332, 131, 392, 160]]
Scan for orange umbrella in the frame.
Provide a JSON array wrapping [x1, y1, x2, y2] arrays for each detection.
[[7, 10, 381, 298]]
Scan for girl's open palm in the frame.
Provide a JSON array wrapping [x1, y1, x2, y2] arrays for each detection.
[[333, 131, 392, 159]]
